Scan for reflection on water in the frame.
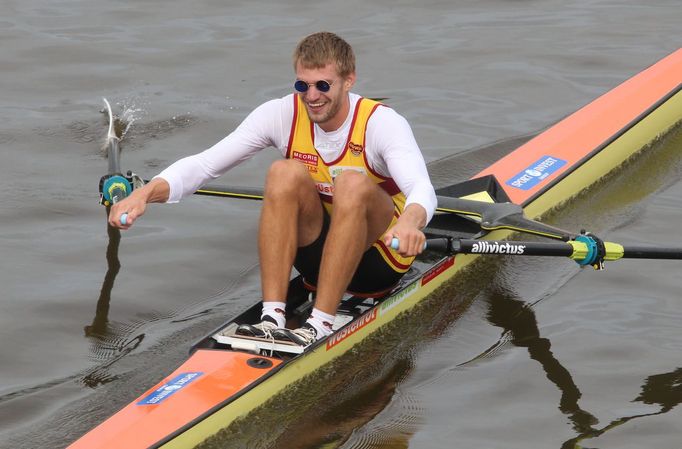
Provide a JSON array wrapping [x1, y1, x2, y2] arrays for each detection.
[[561, 368, 682, 448], [193, 338, 420, 449], [84, 211, 120, 338], [270, 359, 416, 449], [484, 285, 599, 433], [479, 276, 682, 449], [81, 209, 147, 389]]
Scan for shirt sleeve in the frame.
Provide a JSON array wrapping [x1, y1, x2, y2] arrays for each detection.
[[156, 97, 291, 202], [365, 106, 437, 224]]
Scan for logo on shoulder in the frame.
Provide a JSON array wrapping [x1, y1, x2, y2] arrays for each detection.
[[506, 156, 567, 190], [348, 142, 364, 156]]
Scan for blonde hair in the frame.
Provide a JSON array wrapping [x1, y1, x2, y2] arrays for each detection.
[[293, 32, 355, 78]]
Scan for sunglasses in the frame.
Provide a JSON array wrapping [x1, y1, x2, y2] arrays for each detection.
[[294, 79, 334, 93]]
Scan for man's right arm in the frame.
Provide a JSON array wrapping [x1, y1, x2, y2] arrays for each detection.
[[107, 96, 294, 229], [157, 97, 290, 203]]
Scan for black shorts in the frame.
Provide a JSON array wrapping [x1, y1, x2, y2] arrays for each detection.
[[294, 211, 404, 295]]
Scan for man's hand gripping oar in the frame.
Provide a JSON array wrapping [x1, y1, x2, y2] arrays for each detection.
[[381, 203, 428, 257], [108, 178, 170, 229]]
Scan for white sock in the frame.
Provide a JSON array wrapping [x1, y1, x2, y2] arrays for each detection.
[[262, 301, 286, 328], [306, 308, 335, 337]]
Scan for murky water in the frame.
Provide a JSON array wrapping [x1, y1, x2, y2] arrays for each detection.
[[0, 1, 680, 448]]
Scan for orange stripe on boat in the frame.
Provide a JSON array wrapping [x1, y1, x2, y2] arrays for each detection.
[[477, 48, 682, 206], [67, 350, 281, 449]]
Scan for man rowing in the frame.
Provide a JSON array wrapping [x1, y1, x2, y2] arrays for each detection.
[[109, 31, 437, 347]]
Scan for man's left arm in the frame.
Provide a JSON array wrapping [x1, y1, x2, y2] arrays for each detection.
[[368, 107, 437, 256]]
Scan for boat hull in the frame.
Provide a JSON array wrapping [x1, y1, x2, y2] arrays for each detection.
[[67, 49, 682, 449]]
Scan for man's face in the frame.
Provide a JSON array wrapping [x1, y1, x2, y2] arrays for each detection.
[[295, 61, 355, 132]]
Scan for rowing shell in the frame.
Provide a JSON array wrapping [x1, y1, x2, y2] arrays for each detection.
[[68, 49, 682, 449]]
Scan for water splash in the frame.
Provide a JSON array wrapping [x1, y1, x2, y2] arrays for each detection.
[[100, 97, 147, 152], [115, 98, 147, 140]]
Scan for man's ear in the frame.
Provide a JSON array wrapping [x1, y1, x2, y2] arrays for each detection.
[[344, 72, 356, 90]]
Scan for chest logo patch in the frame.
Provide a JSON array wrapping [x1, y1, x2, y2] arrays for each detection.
[[348, 142, 364, 156], [329, 166, 367, 179]]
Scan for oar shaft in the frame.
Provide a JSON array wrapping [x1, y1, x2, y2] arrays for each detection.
[[194, 184, 264, 201], [623, 246, 682, 259], [188, 184, 574, 241], [107, 137, 121, 175], [453, 239, 682, 262]]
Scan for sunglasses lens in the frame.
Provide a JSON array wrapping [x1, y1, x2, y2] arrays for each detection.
[[315, 80, 331, 92], [294, 80, 309, 93], [294, 80, 332, 93]]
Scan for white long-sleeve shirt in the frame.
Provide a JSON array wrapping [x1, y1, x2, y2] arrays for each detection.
[[157, 93, 437, 222]]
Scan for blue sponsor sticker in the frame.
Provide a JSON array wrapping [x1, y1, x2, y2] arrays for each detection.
[[137, 372, 203, 405], [505, 156, 567, 190]]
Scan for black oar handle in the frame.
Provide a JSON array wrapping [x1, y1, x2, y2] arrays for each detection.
[[453, 239, 574, 257], [390, 237, 451, 252]]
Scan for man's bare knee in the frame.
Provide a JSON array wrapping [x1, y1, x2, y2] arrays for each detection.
[[265, 160, 310, 195], [332, 171, 375, 210]]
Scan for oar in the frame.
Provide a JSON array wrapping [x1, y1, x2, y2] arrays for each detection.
[[392, 236, 682, 270], [191, 183, 574, 241], [99, 98, 131, 206], [451, 238, 682, 262], [128, 178, 682, 268], [99, 98, 143, 207]]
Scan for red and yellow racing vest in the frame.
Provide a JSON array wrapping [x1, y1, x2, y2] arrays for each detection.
[[285, 94, 414, 273]]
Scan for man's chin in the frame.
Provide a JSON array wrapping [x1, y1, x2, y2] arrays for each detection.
[[307, 110, 330, 124]]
